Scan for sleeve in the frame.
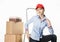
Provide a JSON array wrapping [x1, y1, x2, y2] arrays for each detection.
[[48, 26, 54, 34], [25, 16, 35, 31], [45, 18, 54, 35]]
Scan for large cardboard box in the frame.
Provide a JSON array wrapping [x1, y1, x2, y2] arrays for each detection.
[[6, 21, 23, 34], [5, 34, 22, 42], [6, 21, 15, 34], [13, 22, 23, 34]]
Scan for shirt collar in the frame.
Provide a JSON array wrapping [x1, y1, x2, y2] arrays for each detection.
[[36, 15, 46, 22]]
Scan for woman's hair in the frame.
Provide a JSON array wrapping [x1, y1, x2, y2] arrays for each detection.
[[44, 15, 45, 17]]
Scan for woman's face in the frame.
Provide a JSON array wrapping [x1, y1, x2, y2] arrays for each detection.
[[36, 8, 44, 15]]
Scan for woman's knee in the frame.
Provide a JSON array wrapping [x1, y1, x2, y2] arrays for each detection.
[[52, 34, 57, 39]]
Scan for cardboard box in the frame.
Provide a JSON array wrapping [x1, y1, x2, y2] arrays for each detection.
[[9, 18, 22, 22], [6, 21, 15, 34], [5, 34, 22, 42], [13, 22, 23, 34], [16, 34, 22, 42], [6, 21, 23, 34]]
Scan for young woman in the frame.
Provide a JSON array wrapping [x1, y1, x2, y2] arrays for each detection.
[[25, 4, 57, 42]]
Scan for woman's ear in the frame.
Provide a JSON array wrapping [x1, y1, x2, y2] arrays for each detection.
[[35, 9, 37, 11], [35, 8, 37, 10]]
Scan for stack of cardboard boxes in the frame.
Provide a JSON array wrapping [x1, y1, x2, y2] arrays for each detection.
[[5, 18, 23, 42]]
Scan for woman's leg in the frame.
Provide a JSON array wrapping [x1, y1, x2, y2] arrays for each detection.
[[39, 34, 57, 42], [51, 35, 57, 42], [39, 36, 48, 42], [29, 37, 39, 42]]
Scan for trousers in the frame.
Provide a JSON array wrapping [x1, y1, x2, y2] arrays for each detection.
[[29, 34, 57, 42]]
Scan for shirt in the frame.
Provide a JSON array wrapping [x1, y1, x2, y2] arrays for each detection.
[[25, 15, 54, 41]]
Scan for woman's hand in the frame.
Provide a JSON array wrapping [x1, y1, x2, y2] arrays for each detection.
[[25, 30, 30, 39], [27, 34, 30, 39]]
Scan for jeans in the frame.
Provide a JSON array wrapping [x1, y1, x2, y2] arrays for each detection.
[[29, 34, 57, 42]]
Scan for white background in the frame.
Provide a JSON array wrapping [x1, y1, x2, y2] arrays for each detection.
[[0, 0, 60, 42]]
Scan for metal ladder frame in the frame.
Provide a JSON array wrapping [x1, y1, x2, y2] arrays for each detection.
[[23, 8, 35, 42]]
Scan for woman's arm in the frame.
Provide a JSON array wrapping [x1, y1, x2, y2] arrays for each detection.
[[25, 16, 35, 39], [46, 18, 54, 34], [25, 16, 35, 31]]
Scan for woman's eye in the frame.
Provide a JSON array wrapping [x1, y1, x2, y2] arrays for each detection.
[[39, 8, 42, 10]]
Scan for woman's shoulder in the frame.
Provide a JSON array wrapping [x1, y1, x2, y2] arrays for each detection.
[[31, 15, 39, 18]]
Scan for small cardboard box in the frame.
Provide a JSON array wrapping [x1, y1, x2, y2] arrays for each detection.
[[9, 18, 22, 22], [6, 21, 23, 34], [5, 34, 22, 42]]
